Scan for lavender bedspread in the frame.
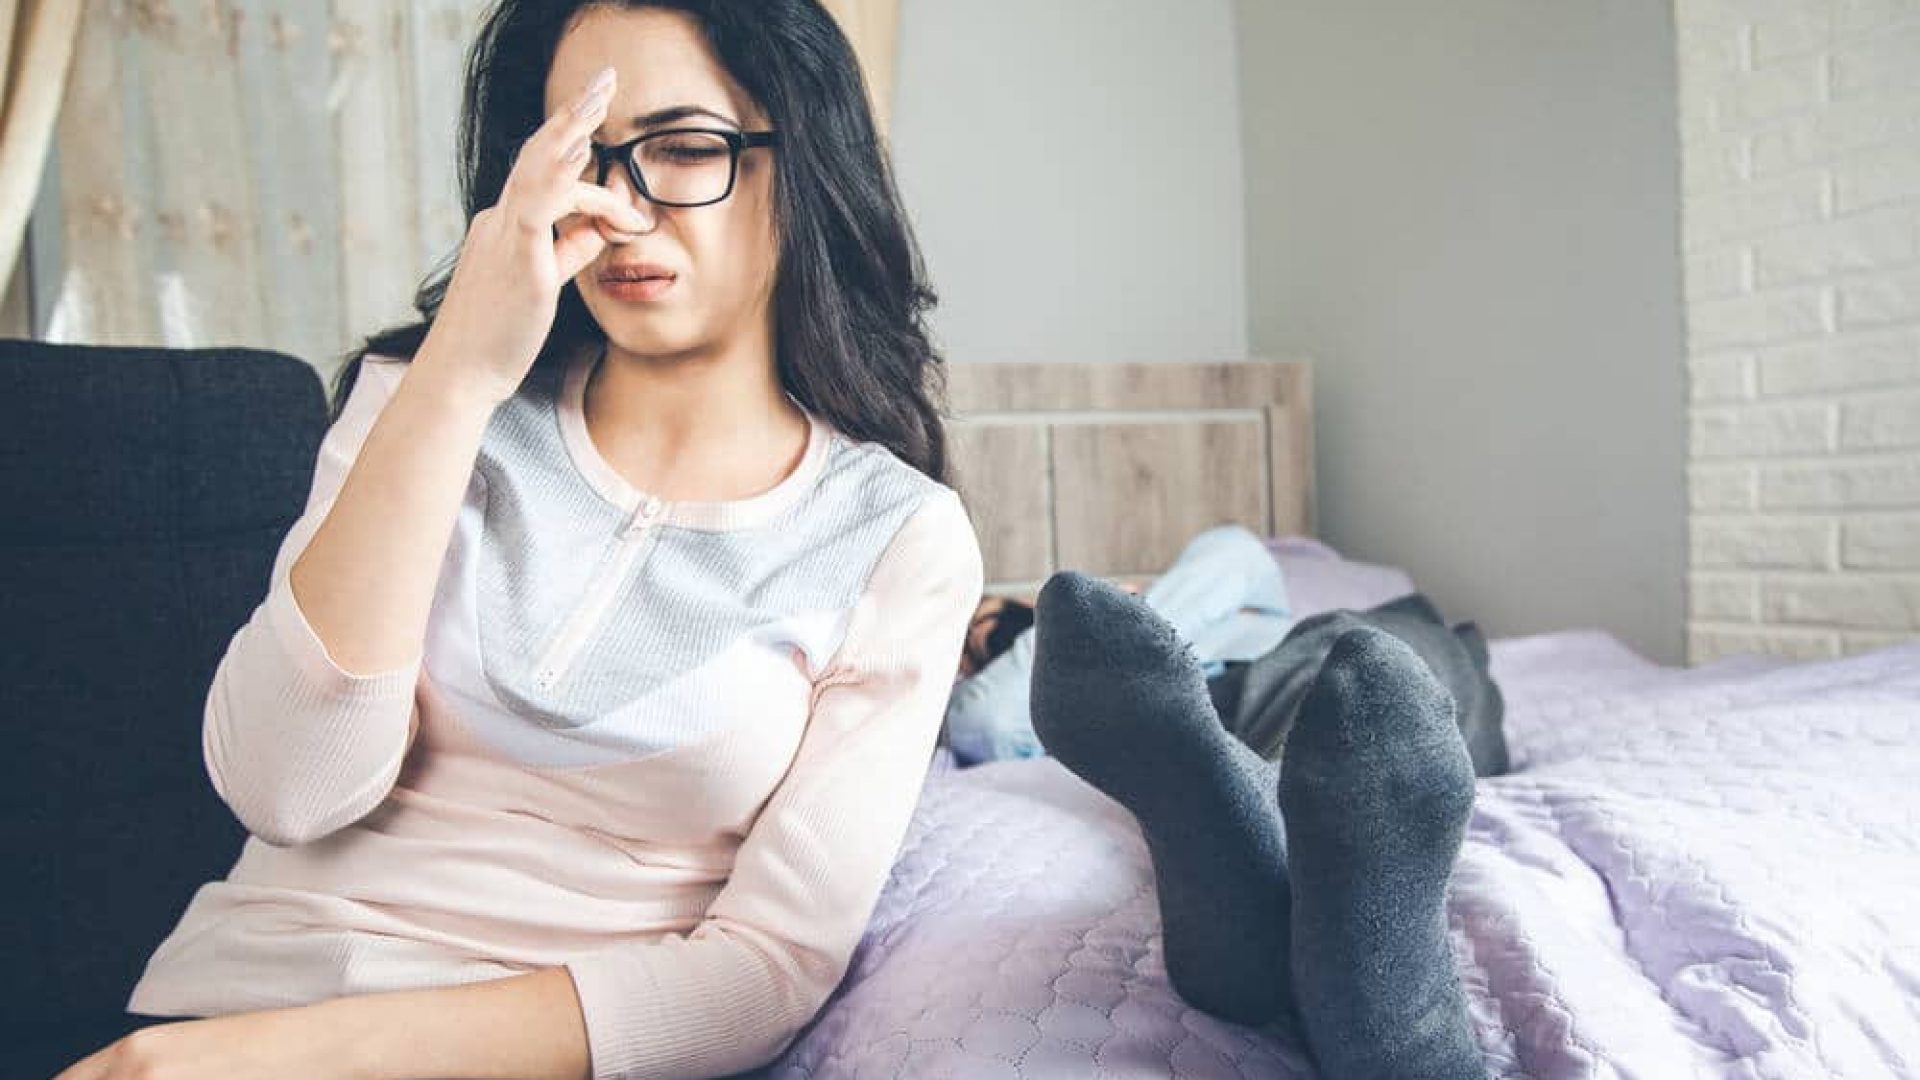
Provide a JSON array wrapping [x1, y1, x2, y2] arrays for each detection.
[[764, 629, 1920, 1079]]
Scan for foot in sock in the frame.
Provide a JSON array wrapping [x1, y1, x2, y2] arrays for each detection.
[[1028, 570, 1299, 1032], [1278, 625, 1485, 1080]]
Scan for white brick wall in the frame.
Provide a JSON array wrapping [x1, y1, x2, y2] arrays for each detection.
[[1677, 0, 1920, 664]]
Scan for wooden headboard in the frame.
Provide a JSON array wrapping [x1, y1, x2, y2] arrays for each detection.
[[942, 361, 1315, 597]]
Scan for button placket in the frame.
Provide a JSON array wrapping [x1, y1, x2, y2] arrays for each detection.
[[624, 494, 665, 538], [531, 496, 669, 691]]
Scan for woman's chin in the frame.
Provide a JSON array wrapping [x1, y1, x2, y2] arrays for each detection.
[[597, 316, 701, 358]]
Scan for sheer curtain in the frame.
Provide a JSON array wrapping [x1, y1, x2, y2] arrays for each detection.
[[43, 1, 490, 390], [36, 1, 899, 388], [0, 0, 83, 300]]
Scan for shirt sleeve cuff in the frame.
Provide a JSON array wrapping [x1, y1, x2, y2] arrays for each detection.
[[562, 925, 817, 1080]]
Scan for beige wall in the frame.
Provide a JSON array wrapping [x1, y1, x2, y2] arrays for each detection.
[[888, 0, 1248, 368], [1236, 1, 1690, 664], [1677, 0, 1920, 662]]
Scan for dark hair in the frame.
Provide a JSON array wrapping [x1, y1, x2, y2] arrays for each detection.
[[982, 600, 1034, 665], [329, 0, 952, 484]]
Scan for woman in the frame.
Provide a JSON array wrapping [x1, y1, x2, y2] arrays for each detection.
[[59, 3, 981, 1079]]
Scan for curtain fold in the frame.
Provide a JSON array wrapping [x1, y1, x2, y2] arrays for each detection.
[[46, 2, 490, 375], [821, 0, 900, 138], [0, 0, 83, 300]]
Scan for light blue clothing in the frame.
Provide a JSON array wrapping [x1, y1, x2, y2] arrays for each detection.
[[944, 524, 1296, 766]]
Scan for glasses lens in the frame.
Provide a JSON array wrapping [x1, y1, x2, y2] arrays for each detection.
[[633, 131, 734, 205]]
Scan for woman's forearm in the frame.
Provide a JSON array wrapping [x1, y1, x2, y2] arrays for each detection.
[[289, 345, 500, 677], [322, 966, 592, 1080]]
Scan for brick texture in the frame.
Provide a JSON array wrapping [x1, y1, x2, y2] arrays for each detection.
[[1678, 0, 1920, 663]]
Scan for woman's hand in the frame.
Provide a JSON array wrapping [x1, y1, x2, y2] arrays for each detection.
[[51, 1004, 366, 1080], [418, 64, 650, 407]]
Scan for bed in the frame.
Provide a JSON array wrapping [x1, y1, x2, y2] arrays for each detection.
[[760, 360, 1920, 1079]]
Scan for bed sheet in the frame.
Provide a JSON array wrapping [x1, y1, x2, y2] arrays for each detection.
[[764, 626, 1920, 1078]]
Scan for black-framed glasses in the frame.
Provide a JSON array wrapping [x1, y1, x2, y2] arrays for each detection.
[[586, 127, 780, 208]]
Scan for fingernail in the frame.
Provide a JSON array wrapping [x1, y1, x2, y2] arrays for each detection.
[[573, 69, 614, 116]]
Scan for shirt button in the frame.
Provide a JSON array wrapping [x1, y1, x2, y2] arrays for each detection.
[[644, 495, 662, 515]]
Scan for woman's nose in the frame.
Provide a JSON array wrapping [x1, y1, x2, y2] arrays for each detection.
[[603, 168, 659, 231]]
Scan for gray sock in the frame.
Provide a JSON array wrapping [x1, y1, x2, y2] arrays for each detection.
[[1278, 622, 1485, 1080], [1028, 570, 1299, 1031]]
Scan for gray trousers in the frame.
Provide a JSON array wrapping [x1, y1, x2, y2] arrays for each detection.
[[1203, 592, 1509, 777]]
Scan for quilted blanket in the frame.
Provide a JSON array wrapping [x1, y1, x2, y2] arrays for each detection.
[[763, 630, 1920, 1079]]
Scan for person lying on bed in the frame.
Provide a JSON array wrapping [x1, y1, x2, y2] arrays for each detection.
[[946, 523, 1509, 780]]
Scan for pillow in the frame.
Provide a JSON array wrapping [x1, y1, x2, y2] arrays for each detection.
[[1263, 534, 1418, 617]]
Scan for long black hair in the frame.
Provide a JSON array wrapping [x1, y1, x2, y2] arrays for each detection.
[[331, 0, 952, 484]]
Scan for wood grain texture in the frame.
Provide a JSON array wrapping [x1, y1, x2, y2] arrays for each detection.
[[947, 360, 1296, 413], [943, 360, 1316, 591], [1269, 363, 1315, 536], [1052, 418, 1270, 575], [947, 420, 1051, 585]]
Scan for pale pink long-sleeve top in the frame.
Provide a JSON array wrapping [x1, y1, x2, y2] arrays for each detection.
[[126, 343, 985, 1080]]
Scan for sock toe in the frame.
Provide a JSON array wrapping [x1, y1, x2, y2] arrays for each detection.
[[1283, 626, 1451, 763], [1035, 570, 1202, 676], [1280, 626, 1475, 846]]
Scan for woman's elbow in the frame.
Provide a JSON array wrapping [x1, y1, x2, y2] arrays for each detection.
[[200, 650, 413, 846], [206, 725, 404, 846]]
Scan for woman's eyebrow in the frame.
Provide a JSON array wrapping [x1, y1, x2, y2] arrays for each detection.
[[630, 104, 743, 130]]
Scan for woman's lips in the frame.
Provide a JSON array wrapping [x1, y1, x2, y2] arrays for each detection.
[[601, 276, 676, 301], [599, 266, 677, 302]]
